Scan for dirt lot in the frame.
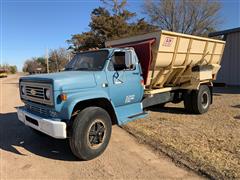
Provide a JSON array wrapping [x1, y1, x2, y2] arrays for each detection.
[[124, 86, 240, 179], [0, 74, 201, 179]]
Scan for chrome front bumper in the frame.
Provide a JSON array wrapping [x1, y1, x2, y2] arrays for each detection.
[[17, 107, 67, 139]]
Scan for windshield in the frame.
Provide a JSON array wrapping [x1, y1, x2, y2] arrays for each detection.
[[65, 50, 109, 71]]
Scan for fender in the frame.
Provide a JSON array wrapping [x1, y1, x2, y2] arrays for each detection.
[[59, 90, 116, 120]]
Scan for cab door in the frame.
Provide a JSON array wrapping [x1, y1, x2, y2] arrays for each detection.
[[106, 50, 143, 107]]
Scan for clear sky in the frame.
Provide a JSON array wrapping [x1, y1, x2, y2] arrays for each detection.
[[1, 0, 240, 71]]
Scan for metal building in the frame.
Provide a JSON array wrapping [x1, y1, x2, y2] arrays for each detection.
[[209, 27, 240, 86]]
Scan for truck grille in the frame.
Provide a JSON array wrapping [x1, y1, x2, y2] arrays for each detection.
[[26, 86, 45, 99], [26, 104, 49, 117], [20, 82, 53, 105]]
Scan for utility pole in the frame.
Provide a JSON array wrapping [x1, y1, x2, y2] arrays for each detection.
[[46, 48, 49, 73], [68, 53, 71, 62]]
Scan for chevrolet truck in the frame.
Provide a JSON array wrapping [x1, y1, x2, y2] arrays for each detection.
[[17, 30, 225, 160]]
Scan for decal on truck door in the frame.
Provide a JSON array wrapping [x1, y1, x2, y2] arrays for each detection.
[[113, 71, 124, 84], [125, 95, 135, 103]]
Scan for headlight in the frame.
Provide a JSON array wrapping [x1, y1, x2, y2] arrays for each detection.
[[45, 89, 51, 100], [21, 86, 26, 95]]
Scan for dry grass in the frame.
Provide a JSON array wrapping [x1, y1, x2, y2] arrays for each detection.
[[123, 87, 240, 179]]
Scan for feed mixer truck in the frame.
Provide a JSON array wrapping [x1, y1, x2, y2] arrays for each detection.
[[17, 30, 225, 160]]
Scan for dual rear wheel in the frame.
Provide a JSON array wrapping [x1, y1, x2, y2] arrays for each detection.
[[184, 85, 211, 114]]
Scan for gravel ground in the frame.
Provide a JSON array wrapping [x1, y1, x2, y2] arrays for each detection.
[[123, 87, 240, 179]]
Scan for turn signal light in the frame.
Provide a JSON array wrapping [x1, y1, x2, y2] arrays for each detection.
[[141, 79, 145, 86], [60, 93, 67, 101]]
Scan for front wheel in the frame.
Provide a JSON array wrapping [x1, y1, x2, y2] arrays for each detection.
[[69, 107, 112, 160]]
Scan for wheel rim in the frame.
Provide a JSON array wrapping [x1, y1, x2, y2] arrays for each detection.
[[87, 119, 106, 149], [201, 92, 209, 109]]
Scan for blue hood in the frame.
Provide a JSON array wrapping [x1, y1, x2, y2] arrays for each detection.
[[20, 71, 97, 91]]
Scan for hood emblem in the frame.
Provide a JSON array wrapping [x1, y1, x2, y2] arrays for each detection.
[[30, 89, 37, 95]]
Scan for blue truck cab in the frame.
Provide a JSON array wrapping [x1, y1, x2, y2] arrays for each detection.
[[17, 48, 147, 160]]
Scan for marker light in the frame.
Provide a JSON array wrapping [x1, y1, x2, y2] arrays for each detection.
[[60, 93, 67, 101]]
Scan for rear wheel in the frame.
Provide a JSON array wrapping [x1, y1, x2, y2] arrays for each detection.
[[154, 103, 166, 108], [184, 85, 211, 114], [183, 91, 193, 113], [192, 85, 211, 114], [69, 107, 112, 160]]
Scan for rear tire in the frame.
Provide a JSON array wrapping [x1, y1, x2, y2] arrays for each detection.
[[192, 85, 211, 114], [69, 107, 112, 160], [184, 85, 211, 114], [154, 103, 166, 108], [183, 91, 193, 113]]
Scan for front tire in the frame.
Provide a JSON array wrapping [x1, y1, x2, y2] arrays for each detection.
[[69, 107, 112, 160]]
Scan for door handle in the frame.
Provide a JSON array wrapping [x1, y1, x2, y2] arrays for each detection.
[[102, 83, 108, 88], [132, 72, 139, 75]]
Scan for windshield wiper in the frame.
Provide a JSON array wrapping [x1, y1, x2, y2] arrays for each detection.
[[75, 67, 100, 71], [75, 68, 90, 71], [64, 67, 73, 71]]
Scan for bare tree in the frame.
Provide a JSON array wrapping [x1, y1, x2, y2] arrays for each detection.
[[23, 48, 72, 74], [49, 48, 71, 72], [101, 0, 129, 15], [143, 0, 221, 35], [23, 59, 43, 74]]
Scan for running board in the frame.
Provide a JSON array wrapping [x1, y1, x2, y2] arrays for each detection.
[[128, 112, 147, 119], [115, 103, 147, 125]]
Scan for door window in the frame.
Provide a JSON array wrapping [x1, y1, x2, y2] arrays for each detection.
[[109, 51, 135, 71]]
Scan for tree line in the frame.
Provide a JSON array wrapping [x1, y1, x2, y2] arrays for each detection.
[[23, 0, 221, 73], [23, 48, 71, 74], [0, 64, 17, 74]]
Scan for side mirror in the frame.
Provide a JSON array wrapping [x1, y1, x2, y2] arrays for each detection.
[[114, 64, 126, 71], [129, 64, 135, 69]]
